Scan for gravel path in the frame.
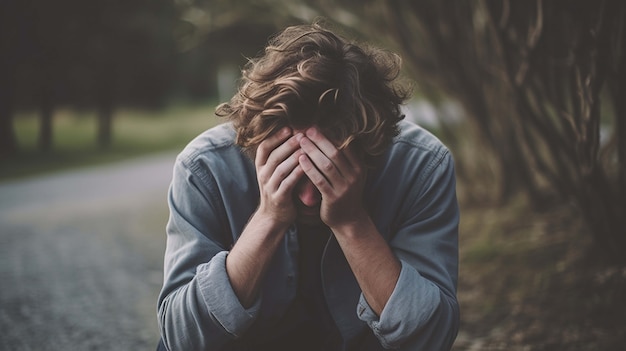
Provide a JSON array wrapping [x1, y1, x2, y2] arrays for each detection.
[[0, 152, 177, 351]]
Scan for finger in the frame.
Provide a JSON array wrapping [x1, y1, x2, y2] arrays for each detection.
[[255, 127, 292, 166], [303, 128, 352, 176], [264, 133, 302, 171], [299, 154, 333, 194], [268, 149, 303, 191], [277, 164, 305, 196], [299, 136, 339, 181]]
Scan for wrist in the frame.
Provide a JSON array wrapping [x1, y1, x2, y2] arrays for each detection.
[[329, 211, 372, 239], [250, 208, 293, 237]]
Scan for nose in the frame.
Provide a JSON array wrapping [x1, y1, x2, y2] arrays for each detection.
[[296, 178, 321, 207]]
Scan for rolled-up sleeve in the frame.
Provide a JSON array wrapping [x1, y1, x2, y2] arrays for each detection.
[[357, 261, 442, 349], [157, 152, 260, 351], [359, 147, 460, 350], [195, 252, 261, 336]]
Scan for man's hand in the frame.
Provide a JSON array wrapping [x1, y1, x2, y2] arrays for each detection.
[[297, 127, 367, 229], [227, 127, 305, 308], [297, 127, 400, 315], [255, 127, 306, 227]]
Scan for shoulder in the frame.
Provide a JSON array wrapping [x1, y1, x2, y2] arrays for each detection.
[[387, 120, 453, 174], [393, 119, 449, 156], [178, 122, 237, 160], [174, 122, 251, 177], [368, 119, 454, 195]]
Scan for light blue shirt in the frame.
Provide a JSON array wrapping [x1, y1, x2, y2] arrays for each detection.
[[158, 119, 460, 350]]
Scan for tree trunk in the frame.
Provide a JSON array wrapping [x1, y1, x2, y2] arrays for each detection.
[[97, 103, 114, 148], [0, 0, 19, 158], [613, 48, 626, 206], [0, 68, 18, 158], [579, 168, 626, 262], [97, 69, 115, 148], [38, 83, 55, 152]]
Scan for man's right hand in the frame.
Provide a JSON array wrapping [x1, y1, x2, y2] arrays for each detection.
[[254, 127, 305, 227], [226, 127, 305, 308]]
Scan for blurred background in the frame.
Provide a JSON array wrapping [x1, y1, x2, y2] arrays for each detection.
[[1, 0, 625, 350]]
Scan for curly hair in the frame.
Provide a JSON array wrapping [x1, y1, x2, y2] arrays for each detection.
[[215, 22, 410, 165]]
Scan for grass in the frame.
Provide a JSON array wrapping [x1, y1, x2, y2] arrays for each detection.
[[1, 104, 220, 181]]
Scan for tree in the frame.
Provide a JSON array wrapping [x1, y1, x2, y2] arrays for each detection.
[[0, 0, 180, 152], [482, 0, 626, 257], [170, 0, 311, 106], [0, 0, 28, 157], [80, 0, 180, 148]]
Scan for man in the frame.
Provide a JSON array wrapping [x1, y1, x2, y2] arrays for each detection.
[[157, 23, 459, 351]]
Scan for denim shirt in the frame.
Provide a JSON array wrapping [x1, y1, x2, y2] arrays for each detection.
[[157, 120, 460, 351]]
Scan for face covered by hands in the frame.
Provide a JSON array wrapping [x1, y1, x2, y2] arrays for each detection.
[[254, 126, 367, 228], [295, 126, 367, 229]]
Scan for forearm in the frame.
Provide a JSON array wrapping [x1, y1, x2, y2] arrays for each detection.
[[331, 216, 401, 316], [226, 211, 290, 308]]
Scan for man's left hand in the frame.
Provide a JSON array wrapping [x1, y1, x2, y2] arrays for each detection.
[[297, 127, 367, 229]]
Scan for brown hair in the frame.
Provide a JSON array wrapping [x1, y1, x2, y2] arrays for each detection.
[[216, 22, 410, 164]]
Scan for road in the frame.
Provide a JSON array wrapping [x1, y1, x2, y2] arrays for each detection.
[[0, 152, 177, 351]]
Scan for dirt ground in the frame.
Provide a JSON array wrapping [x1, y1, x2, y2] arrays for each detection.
[[0, 154, 173, 351], [452, 196, 626, 351]]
